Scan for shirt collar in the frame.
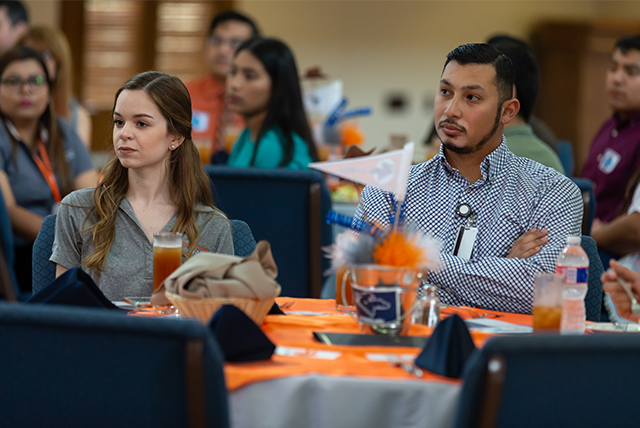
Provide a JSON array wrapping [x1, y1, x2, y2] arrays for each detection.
[[4, 120, 48, 145], [119, 197, 178, 237], [613, 109, 640, 128], [502, 124, 534, 137], [435, 134, 508, 183]]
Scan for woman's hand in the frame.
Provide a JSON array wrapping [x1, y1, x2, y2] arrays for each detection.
[[602, 259, 640, 323], [507, 228, 548, 259]]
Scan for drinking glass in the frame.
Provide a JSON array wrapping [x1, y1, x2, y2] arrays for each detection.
[[533, 272, 563, 332], [335, 265, 354, 312], [193, 138, 212, 165], [342, 265, 422, 336], [153, 232, 182, 311]]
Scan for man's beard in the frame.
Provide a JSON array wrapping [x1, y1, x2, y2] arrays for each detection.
[[440, 107, 501, 155]]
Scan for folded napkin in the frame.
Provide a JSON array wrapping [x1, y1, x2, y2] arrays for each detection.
[[209, 305, 276, 362], [26, 267, 123, 311], [415, 314, 476, 379], [151, 240, 281, 306]]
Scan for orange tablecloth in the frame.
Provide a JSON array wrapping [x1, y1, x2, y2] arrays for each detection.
[[224, 298, 533, 390]]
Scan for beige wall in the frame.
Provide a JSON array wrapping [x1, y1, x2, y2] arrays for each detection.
[[21, 0, 640, 156], [24, 0, 59, 27], [238, 0, 640, 155]]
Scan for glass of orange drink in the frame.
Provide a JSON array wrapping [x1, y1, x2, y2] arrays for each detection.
[[533, 272, 563, 332], [335, 265, 355, 311], [193, 138, 212, 164], [153, 232, 182, 311]]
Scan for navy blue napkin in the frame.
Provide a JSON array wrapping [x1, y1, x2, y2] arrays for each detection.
[[268, 302, 285, 315], [415, 314, 476, 378], [208, 305, 275, 362], [26, 267, 123, 311]]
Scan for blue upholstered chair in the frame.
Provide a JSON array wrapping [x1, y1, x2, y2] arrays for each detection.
[[570, 177, 596, 236], [230, 219, 257, 257], [205, 166, 333, 298], [0, 188, 21, 301], [0, 302, 229, 428], [32, 214, 57, 295], [453, 334, 640, 428], [556, 139, 574, 177], [581, 235, 603, 322], [32, 215, 258, 294]]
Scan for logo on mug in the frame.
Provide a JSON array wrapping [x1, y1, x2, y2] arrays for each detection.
[[354, 289, 399, 323]]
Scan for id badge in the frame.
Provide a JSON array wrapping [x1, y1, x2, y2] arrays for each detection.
[[598, 148, 621, 174], [192, 110, 210, 134], [453, 225, 478, 260]]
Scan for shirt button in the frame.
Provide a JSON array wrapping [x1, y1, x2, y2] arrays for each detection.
[[611, 129, 619, 138], [477, 298, 483, 305], [446, 287, 452, 293], [466, 187, 472, 193]]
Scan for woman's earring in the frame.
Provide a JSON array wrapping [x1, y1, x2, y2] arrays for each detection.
[[171, 145, 175, 150]]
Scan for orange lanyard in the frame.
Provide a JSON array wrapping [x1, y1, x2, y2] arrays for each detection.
[[31, 140, 61, 203]]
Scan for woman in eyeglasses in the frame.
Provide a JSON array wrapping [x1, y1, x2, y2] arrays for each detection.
[[226, 37, 319, 169], [0, 46, 97, 293], [19, 25, 93, 148]]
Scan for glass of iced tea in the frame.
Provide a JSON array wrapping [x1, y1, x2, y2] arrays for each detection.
[[533, 272, 563, 332], [335, 266, 355, 312], [193, 138, 212, 165], [153, 232, 182, 310]]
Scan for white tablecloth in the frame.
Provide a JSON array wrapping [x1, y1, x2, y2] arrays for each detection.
[[230, 374, 461, 428]]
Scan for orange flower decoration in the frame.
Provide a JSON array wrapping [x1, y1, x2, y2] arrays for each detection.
[[373, 232, 423, 268]]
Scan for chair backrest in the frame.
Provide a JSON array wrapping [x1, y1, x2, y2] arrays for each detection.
[[206, 166, 333, 297], [453, 334, 640, 428], [0, 302, 229, 428], [32, 213, 57, 295], [570, 177, 596, 236], [556, 140, 574, 177], [34, 216, 259, 294], [0, 188, 18, 301], [230, 219, 257, 257], [581, 235, 603, 322]]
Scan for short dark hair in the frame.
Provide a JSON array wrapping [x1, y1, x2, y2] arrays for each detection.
[[487, 35, 539, 122], [0, 1, 28, 25], [616, 35, 640, 55], [209, 10, 259, 37], [443, 43, 515, 106]]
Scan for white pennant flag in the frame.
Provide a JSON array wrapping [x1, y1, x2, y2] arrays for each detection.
[[310, 142, 414, 201]]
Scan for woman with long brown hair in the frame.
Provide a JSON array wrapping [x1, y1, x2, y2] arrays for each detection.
[[51, 71, 233, 300], [0, 46, 97, 293], [19, 26, 92, 148]]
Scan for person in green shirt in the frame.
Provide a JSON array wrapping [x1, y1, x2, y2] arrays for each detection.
[[226, 37, 318, 169], [488, 35, 565, 174]]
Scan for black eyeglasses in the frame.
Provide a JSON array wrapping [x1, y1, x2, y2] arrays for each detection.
[[0, 75, 46, 92]]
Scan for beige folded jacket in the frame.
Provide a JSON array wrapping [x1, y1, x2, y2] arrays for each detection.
[[150, 240, 281, 306]]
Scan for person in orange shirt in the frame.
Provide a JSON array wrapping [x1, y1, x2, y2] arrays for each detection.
[[186, 10, 259, 165]]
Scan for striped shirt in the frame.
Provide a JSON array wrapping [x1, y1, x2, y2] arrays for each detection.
[[354, 137, 583, 314]]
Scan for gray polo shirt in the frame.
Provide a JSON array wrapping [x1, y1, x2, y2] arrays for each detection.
[[0, 119, 94, 248], [51, 188, 234, 301]]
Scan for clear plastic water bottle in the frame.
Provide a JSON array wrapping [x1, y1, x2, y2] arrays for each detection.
[[556, 236, 589, 334]]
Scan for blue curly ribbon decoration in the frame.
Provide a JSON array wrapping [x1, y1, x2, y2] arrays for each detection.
[[389, 200, 406, 231], [325, 211, 384, 237]]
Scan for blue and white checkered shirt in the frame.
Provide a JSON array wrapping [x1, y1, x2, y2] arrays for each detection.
[[354, 137, 583, 314]]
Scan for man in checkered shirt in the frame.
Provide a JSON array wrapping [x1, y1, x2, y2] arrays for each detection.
[[354, 44, 583, 314]]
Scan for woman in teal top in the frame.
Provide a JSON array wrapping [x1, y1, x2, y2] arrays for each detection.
[[226, 37, 318, 169]]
